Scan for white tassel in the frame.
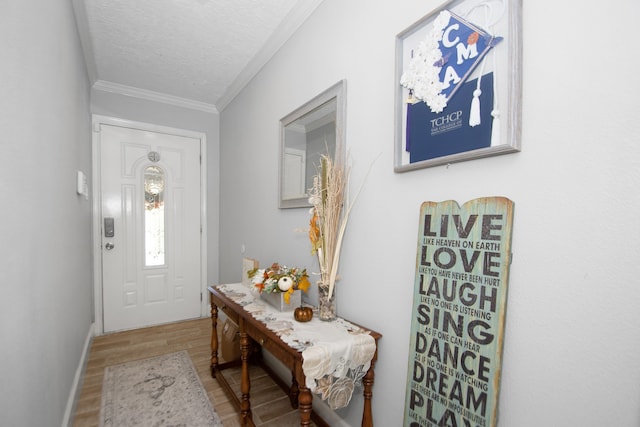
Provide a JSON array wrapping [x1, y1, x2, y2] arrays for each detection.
[[469, 89, 482, 127], [491, 109, 500, 146]]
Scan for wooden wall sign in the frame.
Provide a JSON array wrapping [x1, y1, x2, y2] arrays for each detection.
[[403, 197, 514, 427]]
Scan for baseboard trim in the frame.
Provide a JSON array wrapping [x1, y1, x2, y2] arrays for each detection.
[[62, 323, 95, 427]]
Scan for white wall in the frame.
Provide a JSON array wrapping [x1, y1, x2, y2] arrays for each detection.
[[0, 1, 92, 425], [91, 91, 221, 287], [219, 0, 640, 425]]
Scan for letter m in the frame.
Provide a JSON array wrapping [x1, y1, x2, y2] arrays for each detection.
[[456, 42, 478, 65]]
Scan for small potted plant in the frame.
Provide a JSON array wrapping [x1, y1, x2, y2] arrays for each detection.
[[248, 263, 311, 312]]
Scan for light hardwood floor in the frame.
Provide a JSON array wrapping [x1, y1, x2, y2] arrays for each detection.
[[72, 317, 317, 427]]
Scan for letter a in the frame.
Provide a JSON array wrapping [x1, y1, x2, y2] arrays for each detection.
[[442, 66, 461, 90]]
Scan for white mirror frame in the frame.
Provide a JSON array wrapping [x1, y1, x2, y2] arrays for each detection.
[[279, 80, 346, 209]]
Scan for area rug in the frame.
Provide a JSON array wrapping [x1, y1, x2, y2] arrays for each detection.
[[99, 350, 222, 426]]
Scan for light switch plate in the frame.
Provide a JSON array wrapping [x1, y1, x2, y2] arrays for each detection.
[[76, 170, 88, 199]]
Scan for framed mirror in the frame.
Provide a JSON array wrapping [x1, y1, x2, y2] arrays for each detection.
[[279, 80, 346, 209]]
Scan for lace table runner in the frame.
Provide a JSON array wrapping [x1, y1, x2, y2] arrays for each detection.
[[216, 283, 376, 409]]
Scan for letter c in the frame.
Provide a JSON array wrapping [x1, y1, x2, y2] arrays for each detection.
[[442, 24, 460, 48]]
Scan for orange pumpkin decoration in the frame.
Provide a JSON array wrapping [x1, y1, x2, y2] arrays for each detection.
[[294, 306, 313, 322]]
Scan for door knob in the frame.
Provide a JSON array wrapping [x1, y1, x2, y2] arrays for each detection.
[[105, 242, 115, 250]]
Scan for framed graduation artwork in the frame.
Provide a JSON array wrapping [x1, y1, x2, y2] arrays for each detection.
[[394, 0, 522, 172]]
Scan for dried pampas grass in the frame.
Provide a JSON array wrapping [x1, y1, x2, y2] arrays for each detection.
[[310, 150, 381, 300]]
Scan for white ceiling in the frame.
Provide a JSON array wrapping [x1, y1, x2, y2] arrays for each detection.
[[72, 0, 324, 112]]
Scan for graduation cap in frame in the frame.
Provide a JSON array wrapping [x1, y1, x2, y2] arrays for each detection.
[[400, 9, 503, 113]]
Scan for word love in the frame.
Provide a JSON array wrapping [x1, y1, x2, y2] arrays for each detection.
[[420, 214, 504, 276]]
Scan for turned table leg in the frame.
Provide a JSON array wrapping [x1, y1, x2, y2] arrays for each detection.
[[240, 320, 252, 425], [361, 352, 378, 427], [295, 361, 312, 427], [210, 298, 219, 378], [298, 386, 313, 427]]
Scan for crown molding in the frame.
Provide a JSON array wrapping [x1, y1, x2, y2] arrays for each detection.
[[215, 0, 325, 111], [72, 0, 98, 83], [93, 80, 219, 114]]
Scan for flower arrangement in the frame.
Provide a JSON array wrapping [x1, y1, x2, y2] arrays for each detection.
[[308, 155, 350, 300], [248, 263, 311, 304], [400, 10, 452, 113]]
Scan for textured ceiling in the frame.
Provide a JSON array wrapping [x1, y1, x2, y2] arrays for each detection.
[[73, 0, 323, 112]]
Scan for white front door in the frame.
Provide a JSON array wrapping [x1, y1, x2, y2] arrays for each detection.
[[99, 123, 202, 333]]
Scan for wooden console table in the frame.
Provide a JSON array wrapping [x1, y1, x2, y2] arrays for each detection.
[[208, 285, 382, 427]]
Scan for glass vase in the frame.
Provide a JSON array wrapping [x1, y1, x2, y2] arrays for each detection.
[[317, 281, 337, 321]]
